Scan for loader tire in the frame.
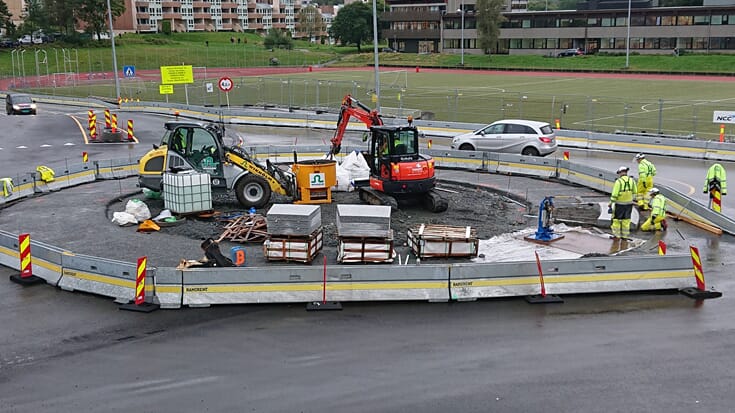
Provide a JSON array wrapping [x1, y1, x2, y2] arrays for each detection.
[[235, 174, 271, 208]]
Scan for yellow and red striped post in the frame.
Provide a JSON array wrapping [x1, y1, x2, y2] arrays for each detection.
[[127, 119, 135, 141], [135, 256, 147, 305], [104, 109, 111, 129], [82, 151, 88, 163], [111, 113, 118, 132], [711, 189, 722, 213], [719, 124, 725, 143], [658, 240, 666, 255], [555, 118, 561, 129], [9, 233, 44, 285], [88, 110, 97, 140], [563, 151, 570, 161], [689, 246, 705, 290], [428, 139, 432, 149], [19, 233, 32, 278]]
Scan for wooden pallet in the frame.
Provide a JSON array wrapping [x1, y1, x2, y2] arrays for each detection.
[[217, 214, 269, 243]]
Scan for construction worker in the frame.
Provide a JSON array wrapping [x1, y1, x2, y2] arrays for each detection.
[[703, 162, 727, 204], [640, 188, 668, 231], [609, 166, 637, 239], [634, 153, 656, 210]]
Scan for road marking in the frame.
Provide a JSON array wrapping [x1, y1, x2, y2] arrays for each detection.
[[16, 145, 27, 149], [40, 144, 52, 148], [64, 142, 76, 146], [67, 113, 90, 144]]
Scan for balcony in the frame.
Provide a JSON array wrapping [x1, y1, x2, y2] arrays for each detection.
[[193, 2, 208, 7], [137, 12, 150, 18], [162, 1, 178, 7], [135, 1, 150, 7], [381, 10, 442, 22], [382, 28, 440, 39], [162, 12, 181, 19]]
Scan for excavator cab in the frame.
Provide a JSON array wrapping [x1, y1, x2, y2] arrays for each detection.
[[139, 121, 226, 191], [368, 126, 420, 181]]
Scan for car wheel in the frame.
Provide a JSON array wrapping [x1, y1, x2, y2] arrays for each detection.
[[458, 143, 475, 151], [521, 147, 540, 156]]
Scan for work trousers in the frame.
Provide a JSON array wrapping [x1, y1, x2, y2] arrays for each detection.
[[611, 203, 634, 238], [636, 176, 654, 208], [640, 214, 665, 231]]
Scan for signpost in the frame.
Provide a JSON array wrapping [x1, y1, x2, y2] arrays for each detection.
[[161, 65, 194, 105], [219, 77, 233, 109]]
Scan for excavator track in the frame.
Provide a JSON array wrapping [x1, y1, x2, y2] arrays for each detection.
[[425, 190, 449, 213], [359, 187, 399, 210]]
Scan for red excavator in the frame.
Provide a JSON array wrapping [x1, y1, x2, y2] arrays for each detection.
[[328, 95, 448, 212]]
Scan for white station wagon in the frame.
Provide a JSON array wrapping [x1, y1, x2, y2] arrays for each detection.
[[451, 119, 557, 157]]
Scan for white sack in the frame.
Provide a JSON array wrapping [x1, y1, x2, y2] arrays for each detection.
[[125, 199, 152, 222], [332, 162, 353, 192], [340, 151, 370, 182], [111, 211, 138, 226]]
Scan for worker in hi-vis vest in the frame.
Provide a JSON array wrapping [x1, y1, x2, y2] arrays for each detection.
[[609, 166, 637, 239], [704, 163, 727, 198], [634, 153, 656, 210], [640, 188, 667, 231]]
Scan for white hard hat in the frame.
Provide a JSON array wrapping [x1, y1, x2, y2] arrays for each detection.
[[635, 153, 645, 160], [616, 166, 629, 174], [649, 187, 660, 195]]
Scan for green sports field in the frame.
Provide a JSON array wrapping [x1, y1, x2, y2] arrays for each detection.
[[25, 67, 735, 140]]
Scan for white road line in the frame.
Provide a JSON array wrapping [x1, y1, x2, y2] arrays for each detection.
[[16, 145, 27, 149], [131, 376, 220, 394], [40, 144, 52, 148]]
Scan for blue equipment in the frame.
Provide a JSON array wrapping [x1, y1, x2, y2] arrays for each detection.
[[531, 196, 564, 242]]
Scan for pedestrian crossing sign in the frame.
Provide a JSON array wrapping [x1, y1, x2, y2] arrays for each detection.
[[123, 66, 135, 78]]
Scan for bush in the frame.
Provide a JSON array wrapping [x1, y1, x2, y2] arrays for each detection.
[[161, 21, 172, 35]]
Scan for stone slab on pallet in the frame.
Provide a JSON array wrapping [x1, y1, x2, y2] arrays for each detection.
[[266, 204, 321, 236], [336, 204, 391, 238], [407, 224, 478, 259], [337, 230, 394, 264], [264, 229, 323, 263]]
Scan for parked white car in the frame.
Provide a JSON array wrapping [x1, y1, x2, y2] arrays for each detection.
[[451, 119, 557, 157], [18, 35, 32, 45]]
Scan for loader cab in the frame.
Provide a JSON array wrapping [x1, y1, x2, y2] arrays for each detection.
[[138, 121, 226, 191], [368, 126, 419, 179]]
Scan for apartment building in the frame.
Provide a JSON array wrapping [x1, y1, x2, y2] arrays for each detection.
[[383, 0, 735, 55]]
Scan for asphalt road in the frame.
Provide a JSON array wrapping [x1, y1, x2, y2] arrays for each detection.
[[1, 103, 735, 412]]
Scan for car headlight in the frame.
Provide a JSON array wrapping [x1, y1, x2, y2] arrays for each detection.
[[30, 103, 37, 109], [12, 104, 20, 110]]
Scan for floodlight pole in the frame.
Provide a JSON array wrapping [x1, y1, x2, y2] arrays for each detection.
[[625, 0, 631, 68], [107, 0, 121, 100], [459, 1, 465, 66], [372, 0, 381, 111]]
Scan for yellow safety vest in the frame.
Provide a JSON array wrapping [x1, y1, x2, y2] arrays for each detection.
[[611, 175, 635, 204]]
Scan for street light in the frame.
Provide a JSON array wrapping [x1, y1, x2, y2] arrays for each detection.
[[106, 0, 120, 100], [372, 0, 380, 111], [625, 0, 631, 68], [457, 1, 464, 66]]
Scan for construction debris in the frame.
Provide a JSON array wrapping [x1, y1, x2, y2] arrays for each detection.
[[217, 214, 269, 243]]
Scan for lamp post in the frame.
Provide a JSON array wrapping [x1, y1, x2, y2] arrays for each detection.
[[458, 1, 464, 66], [372, 0, 380, 111], [625, 0, 631, 68], [106, 0, 120, 100]]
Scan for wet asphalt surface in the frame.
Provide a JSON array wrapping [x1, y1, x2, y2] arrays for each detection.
[[2, 105, 735, 412]]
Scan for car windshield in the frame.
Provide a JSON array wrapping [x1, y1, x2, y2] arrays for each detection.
[[13, 95, 32, 104]]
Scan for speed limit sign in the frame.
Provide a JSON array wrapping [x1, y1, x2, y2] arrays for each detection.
[[218, 77, 233, 92]]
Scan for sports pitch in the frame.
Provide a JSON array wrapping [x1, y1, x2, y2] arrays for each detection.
[[32, 67, 735, 140]]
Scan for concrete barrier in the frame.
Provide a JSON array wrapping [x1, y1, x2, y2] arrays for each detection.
[[0, 230, 67, 285], [154, 267, 183, 309], [325, 264, 450, 302], [59, 253, 142, 303], [496, 153, 558, 178], [449, 255, 693, 300], [95, 158, 138, 180]]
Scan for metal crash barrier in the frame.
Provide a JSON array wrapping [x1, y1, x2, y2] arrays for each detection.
[[59, 253, 152, 304]]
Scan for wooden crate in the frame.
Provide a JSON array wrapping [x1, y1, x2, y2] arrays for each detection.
[[263, 229, 323, 263], [407, 224, 478, 259], [337, 231, 394, 264]]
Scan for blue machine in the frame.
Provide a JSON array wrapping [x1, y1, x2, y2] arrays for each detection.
[[531, 196, 564, 242]]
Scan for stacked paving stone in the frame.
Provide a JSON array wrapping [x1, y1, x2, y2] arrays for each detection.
[[336, 205, 394, 263], [264, 204, 323, 263]]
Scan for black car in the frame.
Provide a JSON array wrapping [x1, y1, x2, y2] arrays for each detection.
[[557, 48, 584, 57], [6, 93, 37, 115], [0, 38, 19, 48]]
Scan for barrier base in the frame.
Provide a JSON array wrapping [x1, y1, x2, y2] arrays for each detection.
[[9, 274, 45, 286], [119, 302, 160, 313], [306, 301, 342, 311], [525, 294, 564, 304], [679, 287, 722, 300]]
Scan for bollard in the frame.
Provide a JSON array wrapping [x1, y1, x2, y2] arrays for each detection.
[[415, 66, 420, 73], [563, 151, 570, 161], [89, 111, 97, 140], [127, 119, 135, 141], [82, 151, 88, 163], [658, 240, 666, 255], [119, 256, 160, 312], [9, 233, 44, 285], [680, 246, 722, 299], [308, 66, 313, 72], [719, 124, 725, 143], [428, 139, 432, 149], [306, 255, 342, 311], [104, 109, 111, 129], [112, 113, 118, 130], [555, 118, 561, 129]]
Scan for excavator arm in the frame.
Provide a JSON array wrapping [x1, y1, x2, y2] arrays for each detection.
[[328, 95, 384, 157]]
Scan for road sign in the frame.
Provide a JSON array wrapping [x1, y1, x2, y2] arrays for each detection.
[[159, 84, 174, 95], [206, 83, 214, 93], [160, 65, 194, 84], [218, 77, 233, 92], [123, 65, 135, 78]]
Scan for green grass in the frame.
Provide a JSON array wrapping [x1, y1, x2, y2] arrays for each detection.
[[3, 33, 735, 139]]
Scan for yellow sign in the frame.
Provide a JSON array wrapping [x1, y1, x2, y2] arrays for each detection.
[[160, 65, 194, 84], [159, 84, 174, 95]]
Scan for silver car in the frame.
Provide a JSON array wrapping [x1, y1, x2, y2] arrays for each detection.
[[451, 119, 557, 157]]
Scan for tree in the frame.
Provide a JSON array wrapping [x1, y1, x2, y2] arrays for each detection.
[[296, 5, 325, 41], [18, 0, 48, 34], [475, 0, 506, 55], [0, 0, 14, 36], [328, 2, 373, 52], [45, 0, 82, 35], [263, 28, 293, 50], [76, 0, 126, 40]]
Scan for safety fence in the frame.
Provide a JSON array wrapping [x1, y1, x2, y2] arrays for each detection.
[[0, 228, 695, 309]]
